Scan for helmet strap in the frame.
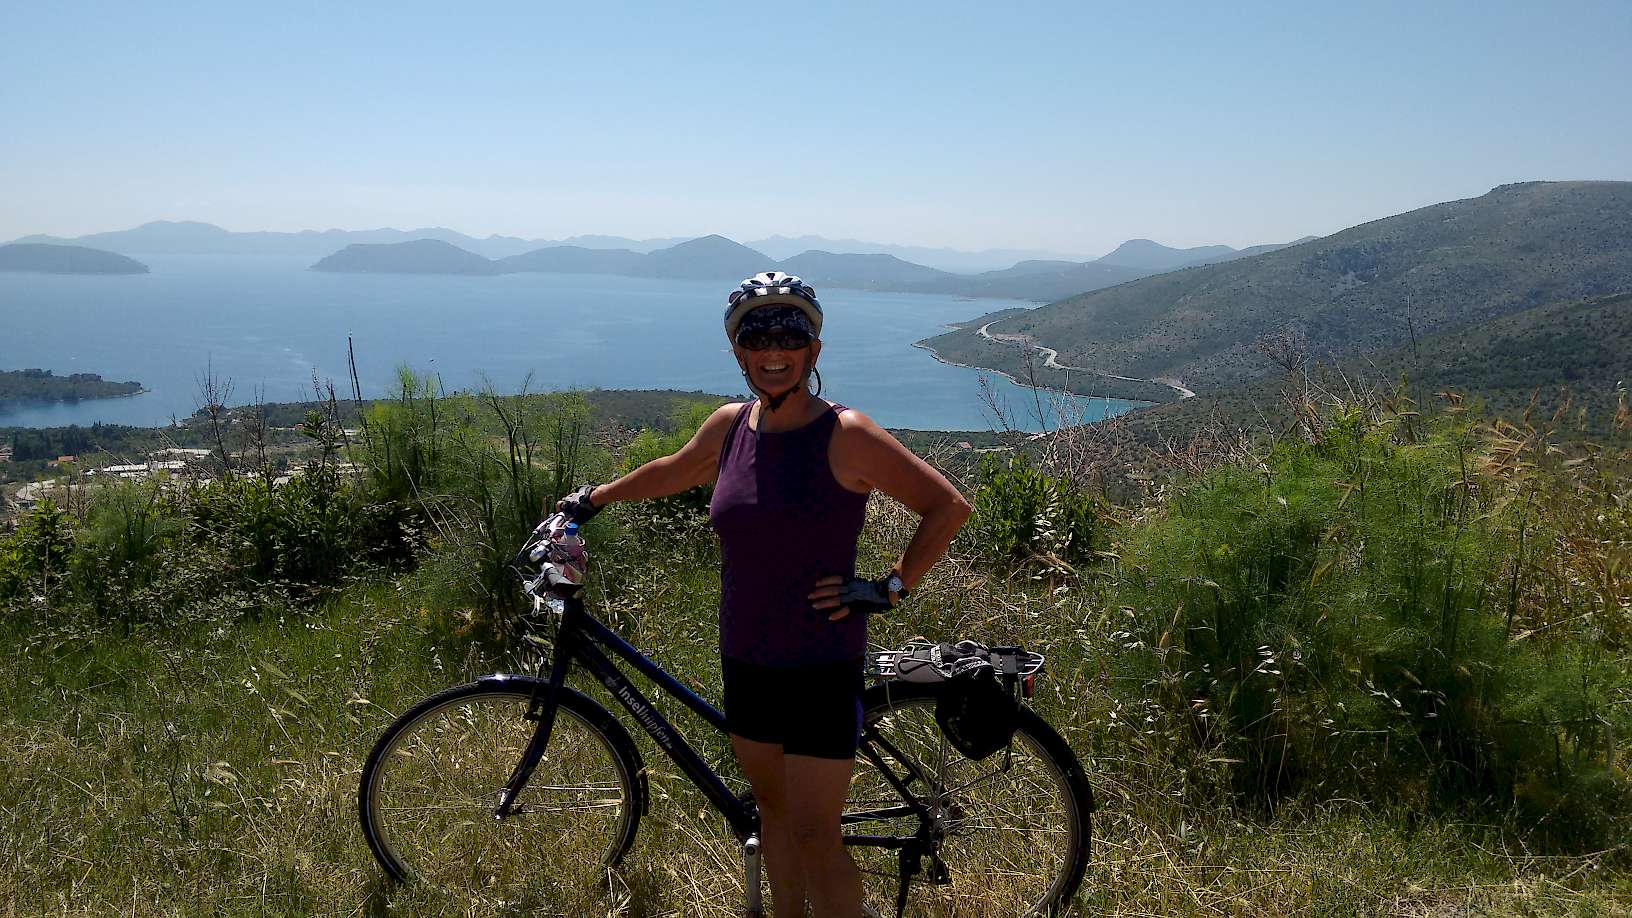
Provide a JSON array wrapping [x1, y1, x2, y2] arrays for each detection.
[[764, 385, 794, 412]]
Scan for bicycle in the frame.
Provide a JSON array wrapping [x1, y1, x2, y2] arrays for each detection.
[[358, 512, 1093, 916]]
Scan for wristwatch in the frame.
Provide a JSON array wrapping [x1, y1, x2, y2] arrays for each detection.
[[885, 571, 909, 604]]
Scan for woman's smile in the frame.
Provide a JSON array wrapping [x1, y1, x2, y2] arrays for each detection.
[[752, 355, 800, 382]]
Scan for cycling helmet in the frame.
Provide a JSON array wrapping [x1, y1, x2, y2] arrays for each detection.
[[724, 272, 823, 342]]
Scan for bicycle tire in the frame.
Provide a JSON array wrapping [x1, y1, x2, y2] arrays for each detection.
[[358, 679, 648, 906], [846, 681, 1092, 917]]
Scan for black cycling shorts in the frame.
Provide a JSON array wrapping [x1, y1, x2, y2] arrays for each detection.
[[721, 655, 865, 760]]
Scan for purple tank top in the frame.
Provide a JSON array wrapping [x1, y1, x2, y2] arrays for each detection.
[[709, 401, 870, 666]]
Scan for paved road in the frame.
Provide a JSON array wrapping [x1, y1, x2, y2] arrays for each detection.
[[974, 322, 1195, 399]]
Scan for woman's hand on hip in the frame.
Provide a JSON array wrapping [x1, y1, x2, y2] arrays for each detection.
[[808, 574, 854, 621], [809, 574, 895, 621]]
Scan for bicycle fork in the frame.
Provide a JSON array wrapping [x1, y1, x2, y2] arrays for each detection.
[[494, 638, 575, 818]]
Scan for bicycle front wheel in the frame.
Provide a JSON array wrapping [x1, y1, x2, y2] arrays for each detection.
[[845, 681, 1091, 916], [358, 680, 647, 908]]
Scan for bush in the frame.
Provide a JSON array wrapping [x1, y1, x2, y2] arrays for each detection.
[[0, 500, 75, 601], [964, 452, 1105, 569], [351, 380, 601, 639], [70, 479, 185, 618], [614, 402, 716, 541], [1115, 416, 1632, 848], [189, 467, 415, 591]]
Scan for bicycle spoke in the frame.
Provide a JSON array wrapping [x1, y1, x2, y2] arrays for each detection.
[[362, 687, 638, 907], [847, 692, 1084, 917]]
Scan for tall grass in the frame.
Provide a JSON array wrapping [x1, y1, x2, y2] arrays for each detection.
[[2, 508, 1626, 915], [1, 384, 1628, 914]]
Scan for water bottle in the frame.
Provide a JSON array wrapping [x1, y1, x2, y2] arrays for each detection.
[[547, 521, 588, 587]]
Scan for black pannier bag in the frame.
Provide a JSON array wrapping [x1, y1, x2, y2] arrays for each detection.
[[872, 640, 1039, 760], [935, 666, 1020, 760]]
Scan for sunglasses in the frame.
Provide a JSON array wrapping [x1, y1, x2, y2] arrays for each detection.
[[736, 329, 813, 351]]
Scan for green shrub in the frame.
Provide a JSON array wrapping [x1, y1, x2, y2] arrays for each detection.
[[964, 452, 1105, 569], [0, 500, 75, 601], [70, 479, 185, 616], [354, 384, 599, 638], [1115, 418, 1632, 848], [615, 402, 715, 542], [186, 465, 413, 592], [352, 367, 455, 510]]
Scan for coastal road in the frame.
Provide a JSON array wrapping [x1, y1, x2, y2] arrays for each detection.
[[974, 322, 1196, 399]]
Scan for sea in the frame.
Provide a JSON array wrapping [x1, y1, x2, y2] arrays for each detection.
[[0, 255, 1138, 432]]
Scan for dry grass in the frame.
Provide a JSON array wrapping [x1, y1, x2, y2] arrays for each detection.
[[2, 499, 1629, 916]]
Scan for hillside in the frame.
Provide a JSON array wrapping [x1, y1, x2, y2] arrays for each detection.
[[1127, 289, 1632, 444], [493, 244, 646, 274], [0, 243, 148, 274], [778, 250, 956, 288], [906, 259, 1150, 302], [975, 182, 1632, 392], [309, 239, 501, 275], [1097, 238, 1237, 271], [627, 234, 771, 280], [746, 235, 1095, 272]]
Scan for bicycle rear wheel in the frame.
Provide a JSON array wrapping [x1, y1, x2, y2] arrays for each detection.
[[358, 680, 647, 908], [845, 682, 1091, 916]]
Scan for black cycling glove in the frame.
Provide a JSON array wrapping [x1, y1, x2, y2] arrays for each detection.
[[836, 574, 906, 617], [558, 484, 602, 524]]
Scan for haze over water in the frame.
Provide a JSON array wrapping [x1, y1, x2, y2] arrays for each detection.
[[0, 255, 1137, 432]]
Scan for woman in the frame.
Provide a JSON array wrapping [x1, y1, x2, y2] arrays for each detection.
[[559, 271, 971, 918]]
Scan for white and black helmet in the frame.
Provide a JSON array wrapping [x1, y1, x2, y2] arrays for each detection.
[[723, 272, 823, 342]]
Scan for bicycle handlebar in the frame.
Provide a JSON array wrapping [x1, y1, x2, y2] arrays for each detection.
[[511, 511, 586, 600]]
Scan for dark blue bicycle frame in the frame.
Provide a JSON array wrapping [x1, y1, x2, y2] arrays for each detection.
[[494, 593, 930, 850]]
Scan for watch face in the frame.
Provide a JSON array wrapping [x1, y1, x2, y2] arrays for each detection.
[[887, 574, 904, 594]]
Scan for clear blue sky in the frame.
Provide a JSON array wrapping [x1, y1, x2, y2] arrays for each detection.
[[3, 0, 1629, 256]]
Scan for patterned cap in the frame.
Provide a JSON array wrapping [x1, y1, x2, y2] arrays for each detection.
[[723, 271, 823, 341], [734, 304, 813, 341]]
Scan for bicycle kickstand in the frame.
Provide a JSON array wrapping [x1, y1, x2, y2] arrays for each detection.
[[743, 833, 764, 918]]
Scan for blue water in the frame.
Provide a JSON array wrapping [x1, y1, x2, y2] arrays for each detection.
[[0, 255, 1136, 432]]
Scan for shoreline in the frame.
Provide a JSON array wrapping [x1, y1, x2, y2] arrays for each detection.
[[910, 340, 1157, 410], [970, 320, 1197, 401]]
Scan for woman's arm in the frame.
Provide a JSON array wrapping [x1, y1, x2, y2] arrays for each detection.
[[812, 409, 973, 618], [570, 402, 742, 509]]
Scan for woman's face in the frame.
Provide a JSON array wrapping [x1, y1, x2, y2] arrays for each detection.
[[734, 330, 822, 396]]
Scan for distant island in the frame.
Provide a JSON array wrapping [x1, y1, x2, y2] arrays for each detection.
[[0, 243, 149, 275], [0, 368, 144, 402], [302, 233, 1314, 302], [11, 220, 1319, 297], [10, 220, 1100, 272], [310, 239, 500, 275]]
